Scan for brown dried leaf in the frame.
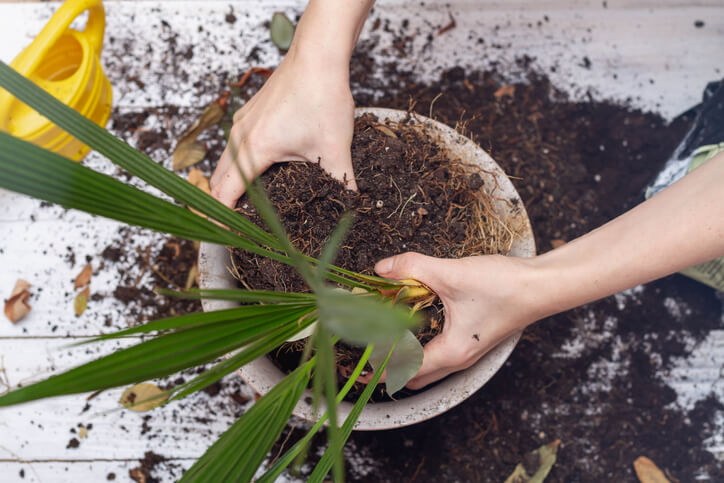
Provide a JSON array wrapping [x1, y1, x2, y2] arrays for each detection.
[[550, 239, 567, 249], [178, 103, 225, 146], [494, 85, 516, 99], [129, 467, 148, 483], [634, 456, 670, 483], [4, 279, 31, 323], [172, 102, 225, 171], [120, 383, 168, 412], [74, 263, 92, 289], [172, 140, 206, 171], [74, 286, 90, 317]]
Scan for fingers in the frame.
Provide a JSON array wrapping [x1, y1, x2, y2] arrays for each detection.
[[405, 335, 471, 390], [318, 145, 358, 192], [374, 252, 451, 294], [210, 133, 274, 209], [210, 147, 245, 209]]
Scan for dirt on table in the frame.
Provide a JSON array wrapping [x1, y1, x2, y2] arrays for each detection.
[[338, 56, 722, 482], [105, 233, 201, 321], [97, 20, 723, 482], [230, 112, 512, 400]]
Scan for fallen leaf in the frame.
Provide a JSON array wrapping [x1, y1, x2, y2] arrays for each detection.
[[187, 169, 211, 217], [173, 140, 206, 172], [373, 124, 398, 139], [120, 383, 168, 412], [187, 168, 211, 194], [74, 286, 90, 317], [494, 85, 516, 99], [550, 239, 566, 249], [4, 279, 31, 323], [504, 440, 561, 483], [129, 467, 148, 483], [74, 263, 92, 289], [634, 456, 670, 483], [172, 102, 225, 171], [178, 103, 225, 146], [270, 12, 295, 50], [78, 425, 88, 439], [184, 264, 198, 291]]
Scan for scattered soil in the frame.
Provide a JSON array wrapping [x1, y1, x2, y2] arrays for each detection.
[[339, 55, 722, 482], [89, 18, 723, 483], [230, 112, 511, 400], [106, 235, 201, 322], [129, 451, 166, 483]]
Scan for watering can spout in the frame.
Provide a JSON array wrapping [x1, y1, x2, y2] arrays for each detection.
[[0, 0, 112, 162]]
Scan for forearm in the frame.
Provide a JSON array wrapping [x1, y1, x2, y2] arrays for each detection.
[[527, 152, 724, 319], [289, 0, 374, 72]]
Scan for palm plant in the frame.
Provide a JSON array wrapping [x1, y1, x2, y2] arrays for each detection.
[[0, 61, 432, 482]]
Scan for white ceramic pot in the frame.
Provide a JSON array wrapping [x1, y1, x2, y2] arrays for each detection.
[[198, 107, 535, 430]]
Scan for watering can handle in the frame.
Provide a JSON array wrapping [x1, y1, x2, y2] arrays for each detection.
[[10, 0, 105, 78]]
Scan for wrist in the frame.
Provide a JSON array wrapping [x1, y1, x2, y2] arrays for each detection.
[[287, 0, 371, 75], [515, 255, 568, 324]]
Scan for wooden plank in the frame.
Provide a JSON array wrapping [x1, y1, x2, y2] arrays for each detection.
[[0, 1, 720, 117], [0, 338, 256, 460], [0, 460, 195, 483]]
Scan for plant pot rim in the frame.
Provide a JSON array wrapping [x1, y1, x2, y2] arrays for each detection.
[[198, 107, 536, 431]]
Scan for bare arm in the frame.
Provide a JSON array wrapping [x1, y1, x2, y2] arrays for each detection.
[[210, 0, 375, 207], [529, 150, 724, 320], [375, 152, 724, 389]]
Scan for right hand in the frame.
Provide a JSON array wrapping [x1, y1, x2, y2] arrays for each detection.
[[210, 49, 357, 209]]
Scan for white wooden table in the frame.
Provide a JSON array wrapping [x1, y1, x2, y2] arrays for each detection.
[[0, 1, 723, 481]]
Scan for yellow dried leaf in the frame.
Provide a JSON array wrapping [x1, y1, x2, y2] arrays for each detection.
[[74, 263, 93, 289], [120, 383, 168, 412], [4, 279, 31, 323], [494, 84, 516, 99], [78, 426, 88, 439], [374, 124, 398, 139], [74, 286, 90, 317], [504, 440, 561, 483], [187, 169, 211, 217], [173, 140, 206, 171], [184, 264, 198, 290], [187, 168, 211, 194], [634, 456, 670, 483]]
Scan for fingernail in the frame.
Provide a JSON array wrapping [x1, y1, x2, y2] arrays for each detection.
[[375, 257, 393, 275]]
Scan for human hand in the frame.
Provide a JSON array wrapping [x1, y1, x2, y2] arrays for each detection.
[[209, 48, 357, 209], [373, 252, 542, 390]]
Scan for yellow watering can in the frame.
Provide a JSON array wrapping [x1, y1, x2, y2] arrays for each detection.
[[0, 0, 112, 162]]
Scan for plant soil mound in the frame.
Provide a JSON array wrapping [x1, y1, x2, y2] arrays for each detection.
[[231, 112, 512, 399]]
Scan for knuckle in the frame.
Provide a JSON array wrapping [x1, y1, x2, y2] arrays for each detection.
[[394, 252, 424, 275]]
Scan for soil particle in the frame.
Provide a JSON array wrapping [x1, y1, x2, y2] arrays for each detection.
[[66, 437, 80, 449], [129, 451, 165, 483]]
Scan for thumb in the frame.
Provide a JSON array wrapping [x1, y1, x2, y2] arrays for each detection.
[[374, 252, 448, 292]]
